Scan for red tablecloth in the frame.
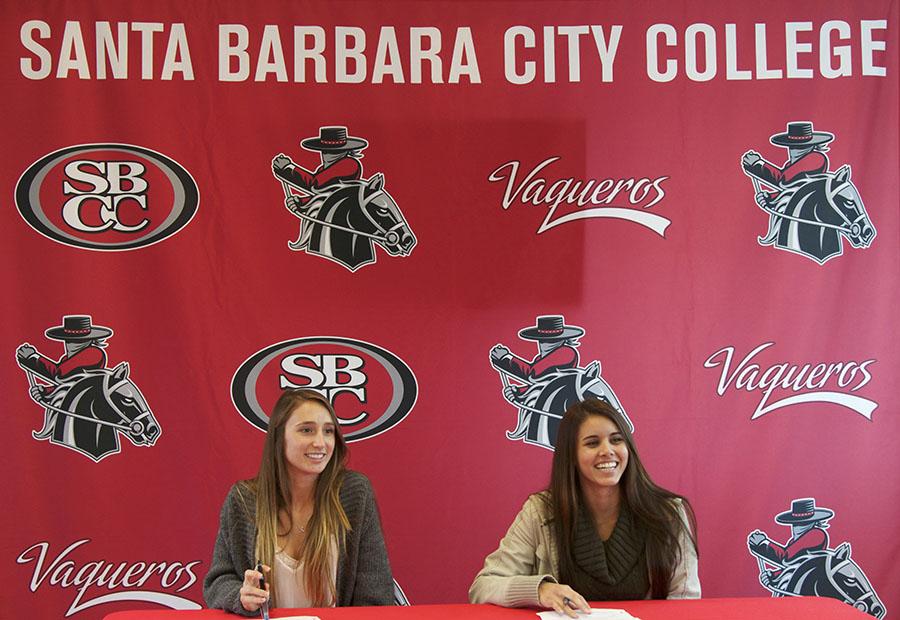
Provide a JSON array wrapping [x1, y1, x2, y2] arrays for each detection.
[[104, 597, 871, 620]]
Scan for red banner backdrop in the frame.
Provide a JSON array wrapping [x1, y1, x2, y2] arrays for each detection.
[[2, 1, 897, 619]]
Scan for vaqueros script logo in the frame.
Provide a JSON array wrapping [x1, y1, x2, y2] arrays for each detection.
[[747, 498, 885, 618], [704, 342, 877, 420], [15, 315, 161, 461], [16, 143, 198, 250], [17, 539, 201, 617], [271, 126, 416, 271], [740, 121, 875, 264], [489, 315, 633, 450], [232, 337, 417, 441], [488, 156, 671, 236]]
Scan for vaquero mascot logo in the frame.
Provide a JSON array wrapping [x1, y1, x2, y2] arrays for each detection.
[[271, 126, 416, 272], [489, 315, 633, 450], [15, 315, 160, 462], [740, 122, 876, 265], [747, 497, 885, 618]]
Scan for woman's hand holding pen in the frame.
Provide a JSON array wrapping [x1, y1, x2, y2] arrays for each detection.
[[239, 564, 270, 612], [538, 581, 591, 618]]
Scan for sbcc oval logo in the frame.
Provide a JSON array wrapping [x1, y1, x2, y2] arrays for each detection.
[[231, 337, 417, 442], [15, 143, 198, 251]]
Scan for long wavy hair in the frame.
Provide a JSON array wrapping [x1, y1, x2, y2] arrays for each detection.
[[548, 398, 697, 598], [238, 389, 350, 606]]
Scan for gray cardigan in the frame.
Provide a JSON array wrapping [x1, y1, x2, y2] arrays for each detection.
[[203, 470, 394, 614]]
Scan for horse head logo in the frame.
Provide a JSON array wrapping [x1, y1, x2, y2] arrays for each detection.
[[755, 545, 885, 618], [505, 363, 634, 450], [283, 174, 416, 271], [826, 544, 886, 619], [356, 173, 417, 257], [828, 166, 876, 248], [31, 362, 160, 462], [758, 166, 876, 264]]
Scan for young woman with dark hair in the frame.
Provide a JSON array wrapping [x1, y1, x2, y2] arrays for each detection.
[[204, 389, 394, 614], [469, 398, 699, 617]]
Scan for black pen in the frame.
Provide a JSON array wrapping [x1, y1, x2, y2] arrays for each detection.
[[255, 562, 270, 620]]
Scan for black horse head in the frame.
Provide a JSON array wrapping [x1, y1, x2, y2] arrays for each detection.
[[763, 166, 876, 264], [767, 544, 885, 618], [825, 166, 876, 248], [289, 175, 416, 271], [509, 362, 633, 450], [43, 363, 160, 461]]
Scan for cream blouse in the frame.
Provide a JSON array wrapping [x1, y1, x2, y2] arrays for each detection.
[[274, 545, 338, 608]]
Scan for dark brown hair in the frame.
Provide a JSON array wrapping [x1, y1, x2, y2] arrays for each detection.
[[548, 398, 697, 598]]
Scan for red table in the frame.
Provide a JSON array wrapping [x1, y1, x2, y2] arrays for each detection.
[[104, 597, 873, 620]]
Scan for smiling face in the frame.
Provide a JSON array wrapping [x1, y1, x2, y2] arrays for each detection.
[[282, 400, 336, 480], [576, 414, 629, 491]]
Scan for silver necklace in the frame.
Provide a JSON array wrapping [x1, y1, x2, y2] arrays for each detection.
[[292, 501, 312, 534]]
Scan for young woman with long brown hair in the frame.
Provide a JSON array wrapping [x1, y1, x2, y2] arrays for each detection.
[[204, 389, 394, 613], [469, 398, 699, 616]]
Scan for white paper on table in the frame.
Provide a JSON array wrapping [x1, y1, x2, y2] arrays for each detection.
[[537, 608, 637, 620], [275, 616, 321, 620]]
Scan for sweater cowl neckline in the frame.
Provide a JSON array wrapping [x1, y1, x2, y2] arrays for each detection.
[[572, 502, 646, 587]]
